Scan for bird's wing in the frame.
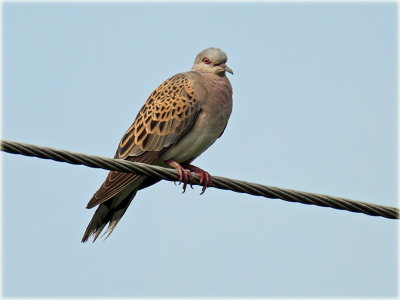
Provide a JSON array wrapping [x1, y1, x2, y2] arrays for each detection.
[[116, 73, 200, 159], [86, 73, 200, 208]]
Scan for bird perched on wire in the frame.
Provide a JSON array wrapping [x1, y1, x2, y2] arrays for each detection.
[[82, 47, 233, 242]]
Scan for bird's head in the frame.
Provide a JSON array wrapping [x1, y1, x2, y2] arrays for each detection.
[[191, 47, 233, 76]]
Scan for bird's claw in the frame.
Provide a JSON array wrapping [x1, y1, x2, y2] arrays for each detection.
[[182, 163, 212, 194], [165, 160, 194, 193], [198, 170, 212, 195], [178, 167, 194, 193], [165, 160, 212, 194]]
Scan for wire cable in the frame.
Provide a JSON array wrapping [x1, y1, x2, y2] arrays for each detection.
[[1, 139, 398, 219]]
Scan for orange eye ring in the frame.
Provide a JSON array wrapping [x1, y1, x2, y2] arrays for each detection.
[[202, 57, 211, 64]]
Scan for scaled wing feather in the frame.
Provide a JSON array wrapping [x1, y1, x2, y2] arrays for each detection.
[[86, 73, 200, 208], [117, 73, 199, 159]]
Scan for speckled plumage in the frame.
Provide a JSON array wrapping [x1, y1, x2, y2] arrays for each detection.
[[82, 48, 233, 242], [118, 73, 199, 158]]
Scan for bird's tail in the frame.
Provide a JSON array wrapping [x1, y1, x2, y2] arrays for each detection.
[[81, 190, 137, 243]]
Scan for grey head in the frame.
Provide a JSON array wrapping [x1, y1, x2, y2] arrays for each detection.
[[191, 47, 233, 76]]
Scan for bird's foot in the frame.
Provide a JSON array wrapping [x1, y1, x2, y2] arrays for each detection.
[[165, 160, 194, 193], [164, 160, 212, 194], [181, 163, 212, 195]]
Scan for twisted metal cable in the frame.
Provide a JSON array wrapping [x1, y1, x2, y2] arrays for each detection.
[[1, 139, 398, 220]]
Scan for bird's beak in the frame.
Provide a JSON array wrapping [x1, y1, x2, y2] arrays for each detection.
[[221, 64, 233, 75]]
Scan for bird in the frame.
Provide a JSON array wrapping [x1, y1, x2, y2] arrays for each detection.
[[82, 47, 233, 242]]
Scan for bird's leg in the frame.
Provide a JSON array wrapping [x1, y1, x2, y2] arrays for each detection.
[[164, 160, 194, 193], [181, 163, 212, 195]]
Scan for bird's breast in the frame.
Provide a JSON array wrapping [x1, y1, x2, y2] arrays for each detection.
[[160, 108, 228, 163]]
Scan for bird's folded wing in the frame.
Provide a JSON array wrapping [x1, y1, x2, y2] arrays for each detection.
[[117, 73, 200, 158], [86, 73, 200, 208]]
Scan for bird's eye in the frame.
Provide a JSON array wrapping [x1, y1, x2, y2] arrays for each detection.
[[202, 57, 211, 64]]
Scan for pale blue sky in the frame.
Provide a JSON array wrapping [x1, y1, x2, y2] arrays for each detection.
[[3, 2, 398, 298]]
